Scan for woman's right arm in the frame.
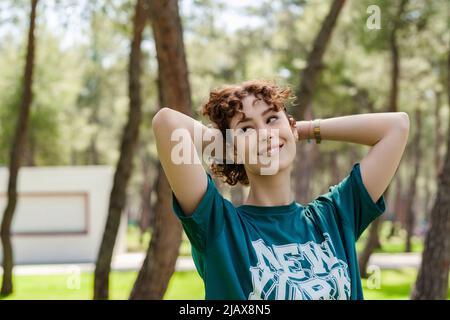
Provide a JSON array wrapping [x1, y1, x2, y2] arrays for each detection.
[[152, 107, 223, 217]]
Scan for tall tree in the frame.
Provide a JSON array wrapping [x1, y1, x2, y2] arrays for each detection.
[[78, 3, 105, 166], [358, 0, 408, 277], [138, 148, 155, 241], [434, 90, 445, 176], [0, 0, 38, 296], [94, 0, 148, 299], [387, 174, 405, 239], [404, 108, 422, 252], [292, 0, 346, 204], [294, 0, 347, 115], [130, 0, 192, 299], [411, 47, 450, 300]]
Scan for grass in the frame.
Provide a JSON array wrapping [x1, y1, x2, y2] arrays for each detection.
[[356, 221, 424, 254], [1, 269, 448, 300], [0, 271, 204, 300], [362, 268, 450, 300], [361, 268, 417, 300]]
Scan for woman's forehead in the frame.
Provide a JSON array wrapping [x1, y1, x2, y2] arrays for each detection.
[[242, 94, 265, 108], [229, 95, 274, 127]]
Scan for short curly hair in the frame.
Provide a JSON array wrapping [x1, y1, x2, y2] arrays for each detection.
[[201, 79, 297, 186]]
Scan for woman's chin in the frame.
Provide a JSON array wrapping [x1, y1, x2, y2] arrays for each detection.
[[245, 157, 293, 176]]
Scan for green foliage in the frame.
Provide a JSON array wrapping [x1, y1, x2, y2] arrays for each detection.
[[0, 83, 21, 164]]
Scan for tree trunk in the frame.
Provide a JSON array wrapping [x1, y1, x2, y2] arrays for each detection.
[[358, 184, 393, 278], [292, 0, 346, 204], [88, 133, 101, 165], [294, 0, 346, 114], [388, 0, 407, 114], [388, 175, 403, 239], [422, 175, 432, 227], [388, 0, 407, 111], [434, 90, 444, 177], [0, 0, 38, 296], [93, 0, 147, 299], [411, 47, 450, 301], [138, 152, 154, 239], [129, 163, 183, 299], [358, 0, 408, 275], [358, 214, 383, 278], [329, 150, 340, 186], [129, 0, 192, 299], [24, 133, 36, 166], [405, 108, 422, 252]]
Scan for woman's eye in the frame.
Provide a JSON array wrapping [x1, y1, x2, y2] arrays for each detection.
[[267, 116, 278, 123], [238, 127, 253, 134]]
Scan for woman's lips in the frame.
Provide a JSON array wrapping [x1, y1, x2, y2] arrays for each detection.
[[258, 143, 284, 156]]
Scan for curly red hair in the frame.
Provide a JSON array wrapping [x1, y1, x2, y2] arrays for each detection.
[[200, 79, 297, 186]]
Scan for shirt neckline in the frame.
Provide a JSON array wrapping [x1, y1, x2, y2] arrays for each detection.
[[237, 200, 301, 215]]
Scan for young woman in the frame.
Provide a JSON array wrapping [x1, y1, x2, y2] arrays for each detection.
[[152, 79, 409, 300]]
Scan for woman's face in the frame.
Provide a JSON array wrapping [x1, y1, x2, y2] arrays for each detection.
[[228, 94, 298, 176]]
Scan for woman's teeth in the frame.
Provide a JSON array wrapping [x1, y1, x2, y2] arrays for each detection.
[[262, 143, 283, 156]]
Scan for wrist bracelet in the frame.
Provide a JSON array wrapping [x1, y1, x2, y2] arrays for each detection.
[[313, 119, 321, 144]]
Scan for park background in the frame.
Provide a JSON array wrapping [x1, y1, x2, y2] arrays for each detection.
[[0, 0, 449, 300]]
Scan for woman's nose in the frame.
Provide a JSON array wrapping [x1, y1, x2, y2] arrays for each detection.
[[258, 129, 278, 146]]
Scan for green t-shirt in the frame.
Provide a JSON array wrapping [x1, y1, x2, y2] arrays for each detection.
[[172, 162, 386, 300]]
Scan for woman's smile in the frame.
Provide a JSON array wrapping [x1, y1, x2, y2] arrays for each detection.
[[258, 142, 285, 156]]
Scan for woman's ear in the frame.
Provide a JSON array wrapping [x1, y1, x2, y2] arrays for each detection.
[[290, 118, 299, 141], [293, 126, 299, 141]]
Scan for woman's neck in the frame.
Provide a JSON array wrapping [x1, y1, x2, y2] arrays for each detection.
[[244, 167, 294, 206]]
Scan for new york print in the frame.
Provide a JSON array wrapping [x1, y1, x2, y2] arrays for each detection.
[[248, 233, 351, 300]]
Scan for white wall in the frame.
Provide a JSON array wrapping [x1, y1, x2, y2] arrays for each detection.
[[0, 166, 127, 264]]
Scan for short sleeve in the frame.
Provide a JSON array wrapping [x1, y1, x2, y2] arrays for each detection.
[[171, 172, 226, 252], [317, 162, 386, 240]]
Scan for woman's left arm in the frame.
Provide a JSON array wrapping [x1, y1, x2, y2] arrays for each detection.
[[297, 112, 410, 203]]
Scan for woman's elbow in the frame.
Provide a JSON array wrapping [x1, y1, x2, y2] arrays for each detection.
[[152, 107, 172, 128], [397, 112, 410, 132]]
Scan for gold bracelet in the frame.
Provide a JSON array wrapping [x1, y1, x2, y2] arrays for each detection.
[[313, 119, 321, 144]]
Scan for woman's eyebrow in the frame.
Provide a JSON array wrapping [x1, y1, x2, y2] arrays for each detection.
[[236, 108, 275, 125]]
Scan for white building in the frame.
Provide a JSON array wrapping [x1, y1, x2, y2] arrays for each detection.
[[0, 166, 127, 264]]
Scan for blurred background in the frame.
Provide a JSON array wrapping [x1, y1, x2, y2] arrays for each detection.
[[0, 0, 449, 300]]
